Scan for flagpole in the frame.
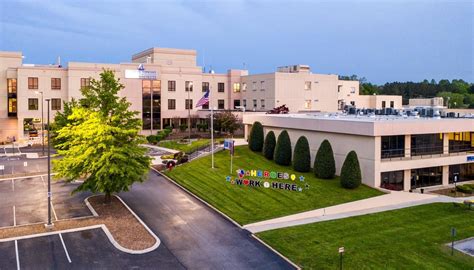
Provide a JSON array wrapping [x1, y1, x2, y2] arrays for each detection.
[[188, 84, 191, 144], [210, 87, 214, 169]]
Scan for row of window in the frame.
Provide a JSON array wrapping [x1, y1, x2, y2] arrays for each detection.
[[27, 98, 62, 110], [11, 77, 92, 91], [170, 81, 240, 93], [167, 99, 226, 110]]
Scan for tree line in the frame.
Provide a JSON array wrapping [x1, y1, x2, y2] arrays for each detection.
[[339, 75, 474, 108]]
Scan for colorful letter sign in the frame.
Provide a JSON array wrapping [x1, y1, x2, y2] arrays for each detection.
[[226, 169, 307, 192]]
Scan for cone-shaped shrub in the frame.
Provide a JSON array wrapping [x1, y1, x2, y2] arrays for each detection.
[[314, 140, 336, 179], [293, 136, 311, 172], [263, 131, 276, 160], [340, 151, 362, 189], [248, 121, 264, 152], [274, 130, 292, 166]]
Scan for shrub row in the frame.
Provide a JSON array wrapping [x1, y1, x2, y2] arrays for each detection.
[[248, 121, 361, 189], [146, 127, 172, 144], [456, 184, 474, 194]]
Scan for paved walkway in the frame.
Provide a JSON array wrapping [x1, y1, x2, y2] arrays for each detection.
[[244, 191, 473, 233]]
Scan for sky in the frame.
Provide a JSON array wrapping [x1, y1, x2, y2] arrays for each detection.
[[0, 0, 472, 84]]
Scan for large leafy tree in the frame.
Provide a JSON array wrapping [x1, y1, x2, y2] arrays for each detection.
[[53, 70, 151, 203]]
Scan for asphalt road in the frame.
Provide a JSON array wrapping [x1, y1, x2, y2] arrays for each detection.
[[121, 171, 295, 270]]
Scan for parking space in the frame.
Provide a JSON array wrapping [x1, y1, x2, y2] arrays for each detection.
[[0, 176, 92, 228], [0, 228, 184, 269]]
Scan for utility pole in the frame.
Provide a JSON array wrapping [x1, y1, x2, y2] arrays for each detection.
[[45, 99, 53, 229]]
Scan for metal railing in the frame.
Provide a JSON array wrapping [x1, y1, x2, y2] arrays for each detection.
[[381, 146, 474, 161]]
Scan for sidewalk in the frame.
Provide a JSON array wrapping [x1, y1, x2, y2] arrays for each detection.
[[244, 191, 470, 233]]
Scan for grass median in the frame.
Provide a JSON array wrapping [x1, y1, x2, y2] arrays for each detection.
[[164, 146, 383, 225], [257, 203, 474, 269]]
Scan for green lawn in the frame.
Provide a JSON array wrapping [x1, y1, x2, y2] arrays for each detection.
[[158, 139, 212, 154], [164, 146, 383, 225], [257, 203, 474, 269]]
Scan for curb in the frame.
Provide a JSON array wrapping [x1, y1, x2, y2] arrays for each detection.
[[155, 168, 300, 269], [84, 195, 161, 254]]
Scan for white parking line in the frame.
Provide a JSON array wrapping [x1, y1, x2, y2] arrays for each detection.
[[13, 205, 16, 226], [51, 201, 58, 221], [15, 240, 20, 270], [11, 179, 14, 191], [59, 234, 72, 263], [40, 175, 45, 188]]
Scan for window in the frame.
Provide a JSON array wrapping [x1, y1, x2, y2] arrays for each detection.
[[448, 132, 474, 153], [218, 82, 225, 92], [28, 98, 39, 110], [382, 101, 386, 108], [7, 79, 17, 94], [260, 81, 265, 91], [168, 99, 176, 110], [80, 78, 90, 89], [8, 98, 17, 116], [253, 99, 257, 108], [337, 85, 342, 93], [142, 80, 161, 130], [202, 103, 209, 109], [242, 82, 247, 91], [51, 78, 61, 90], [350, 87, 356, 94], [381, 135, 405, 159], [185, 81, 193, 92], [233, 100, 241, 109], [350, 101, 355, 106], [243, 99, 247, 108], [411, 166, 442, 188], [381, 171, 404, 191], [304, 100, 312, 109], [411, 134, 443, 156], [185, 99, 193, 109], [218, 99, 225, 109], [168, 80, 176, 91], [28, 77, 38, 89], [252, 82, 257, 91], [233, 83, 241, 93], [390, 101, 394, 108], [260, 99, 265, 109], [202, 82, 209, 92], [51, 98, 61, 110], [304, 81, 311, 90], [449, 163, 474, 184]]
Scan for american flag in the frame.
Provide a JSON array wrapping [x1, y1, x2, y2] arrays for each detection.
[[196, 90, 210, 107]]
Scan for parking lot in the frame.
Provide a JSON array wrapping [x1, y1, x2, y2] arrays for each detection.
[[0, 175, 92, 228], [0, 228, 183, 269]]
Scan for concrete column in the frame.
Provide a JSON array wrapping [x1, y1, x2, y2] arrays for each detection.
[[404, 134, 411, 158], [443, 133, 449, 155], [442, 165, 449, 186], [403, 169, 411, 191]]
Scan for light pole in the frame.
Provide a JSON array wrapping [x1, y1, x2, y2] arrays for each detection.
[[45, 98, 53, 229], [35, 91, 44, 155]]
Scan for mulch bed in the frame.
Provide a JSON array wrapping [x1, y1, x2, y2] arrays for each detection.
[[0, 195, 156, 251]]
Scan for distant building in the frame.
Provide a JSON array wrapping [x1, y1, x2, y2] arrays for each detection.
[[408, 97, 445, 108]]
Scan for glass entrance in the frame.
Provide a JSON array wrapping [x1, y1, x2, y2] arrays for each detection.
[[411, 166, 443, 189]]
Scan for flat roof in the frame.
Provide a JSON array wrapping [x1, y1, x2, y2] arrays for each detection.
[[242, 113, 474, 136]]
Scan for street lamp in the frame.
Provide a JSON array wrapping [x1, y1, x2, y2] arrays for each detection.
[[35, 91, 45, 155], [45, 98, 53, 229]]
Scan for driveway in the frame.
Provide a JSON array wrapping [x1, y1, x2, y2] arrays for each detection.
[[121, 171, 295, 270]]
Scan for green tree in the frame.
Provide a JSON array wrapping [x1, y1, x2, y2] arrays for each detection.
[[263, 131, 276, 160], [51, 98, 80, 149], [314, 139, 336, 179], [340, 151, 362, 189], [274, 130, 292, 166], [293, 136, 311, 172], [214, 111, 241, 135], [53, 70, 151, 203], [437, 91, 465, 108], [248, 121, 264, 152]]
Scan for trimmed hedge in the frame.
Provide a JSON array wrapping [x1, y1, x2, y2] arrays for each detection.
[[263, 131, 276, 160], [456, 184, 473, 194], [340, 151, 362, 189], [293, 136, 311, 172], [249, 121, 264, 152], [274, 130, 292, 166], [314, 140, 336, 179]]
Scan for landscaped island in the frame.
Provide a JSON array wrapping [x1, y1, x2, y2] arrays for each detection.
[[164, 146, 383, 225]]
